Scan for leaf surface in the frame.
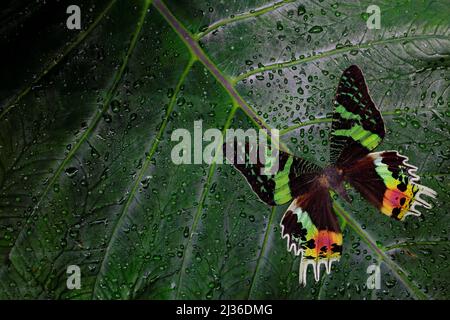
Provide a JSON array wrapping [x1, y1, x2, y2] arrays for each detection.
[[0, 0, 449, 299]]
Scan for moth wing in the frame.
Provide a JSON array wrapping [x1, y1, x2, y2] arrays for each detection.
[[280, 182, 343, 285], [344, 151, 437, 220], [330, 65, 385, 166]]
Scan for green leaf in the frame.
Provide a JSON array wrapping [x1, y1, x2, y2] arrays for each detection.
[[0, 0, 449, 299]]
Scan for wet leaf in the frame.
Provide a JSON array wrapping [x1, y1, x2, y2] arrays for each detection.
[[0, 0, 449, 299]]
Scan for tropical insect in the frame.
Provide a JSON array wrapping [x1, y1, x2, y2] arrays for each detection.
[[225, 65, 437, 285]]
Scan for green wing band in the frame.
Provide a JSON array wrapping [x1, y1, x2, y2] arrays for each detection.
[[274, 156, 293, 204], [333, 125, 382, 150]]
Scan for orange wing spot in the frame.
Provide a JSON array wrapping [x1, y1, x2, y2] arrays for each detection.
[[304, 230, 343, 259], [381, 184, 418, 219]]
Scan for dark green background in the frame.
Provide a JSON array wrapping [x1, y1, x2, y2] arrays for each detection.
[[0, 0, 449, 299]]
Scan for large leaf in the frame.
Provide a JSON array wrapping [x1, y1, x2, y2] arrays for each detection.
[[0, 0, 449, 299]]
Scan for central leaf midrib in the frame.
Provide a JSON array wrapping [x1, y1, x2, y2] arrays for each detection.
[[152, 0, 288, 152]]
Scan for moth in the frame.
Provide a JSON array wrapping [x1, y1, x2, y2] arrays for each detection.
[[225, 65, 437, 285]]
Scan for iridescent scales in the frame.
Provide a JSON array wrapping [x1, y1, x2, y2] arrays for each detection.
[[333, 124, 382, 150], [369, 152, 437, 220], [273, 156, 293, 205], [227, 65, 437, 286], [280, 200, 342, 285]]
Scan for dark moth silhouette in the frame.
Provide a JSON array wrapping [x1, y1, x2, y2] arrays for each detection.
[[225, 65, 437, 285]]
